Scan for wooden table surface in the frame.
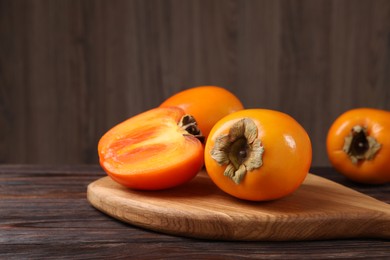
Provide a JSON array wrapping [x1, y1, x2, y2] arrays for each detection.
[[1, 165, 389, 259]]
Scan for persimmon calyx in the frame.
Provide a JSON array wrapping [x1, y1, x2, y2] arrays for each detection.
[[343, 125, 381, 164], [210, 118, 264, 184], [178, 114, 204, 143]]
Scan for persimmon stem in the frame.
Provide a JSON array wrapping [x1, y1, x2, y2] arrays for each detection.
[[178, 115, 204, 143], [210, 118, 264, 184], [343, 125, 381, 164]]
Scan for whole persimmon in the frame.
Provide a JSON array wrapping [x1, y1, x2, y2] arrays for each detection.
[[160, 86, 244, 139], [204, 109, 312, 201], [327, 108, 390, 184]]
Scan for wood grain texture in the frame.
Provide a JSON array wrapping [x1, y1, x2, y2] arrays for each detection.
[[1, 0, 390, 165], [1, 165, 390, 259], [87, 171, 390, 241]]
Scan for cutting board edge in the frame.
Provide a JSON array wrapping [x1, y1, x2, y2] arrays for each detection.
[[87, 175, 390, 241]]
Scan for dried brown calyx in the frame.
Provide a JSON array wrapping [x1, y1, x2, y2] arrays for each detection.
[[210, 118, 264, 184], [178, 114, 204, 143], [343, 125, 381, 164]]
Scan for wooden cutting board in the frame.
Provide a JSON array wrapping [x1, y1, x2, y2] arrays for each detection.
[[87, 171, 390, 241]]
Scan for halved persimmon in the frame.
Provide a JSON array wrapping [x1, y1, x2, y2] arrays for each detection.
[[98, 107, 204, 190]]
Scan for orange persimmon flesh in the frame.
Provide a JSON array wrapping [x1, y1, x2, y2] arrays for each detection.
[[98, 107, 204, 190]]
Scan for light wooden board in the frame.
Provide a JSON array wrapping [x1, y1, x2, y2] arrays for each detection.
[[87, 171, 390, 241]]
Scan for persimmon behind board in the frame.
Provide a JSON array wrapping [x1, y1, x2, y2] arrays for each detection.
[[327, 108, 390, 184]]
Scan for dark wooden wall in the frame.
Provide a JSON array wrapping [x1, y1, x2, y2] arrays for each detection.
[[1, 0, 390, 166]]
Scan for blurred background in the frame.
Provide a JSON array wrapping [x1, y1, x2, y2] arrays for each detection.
[[1, 0, 389, 166]]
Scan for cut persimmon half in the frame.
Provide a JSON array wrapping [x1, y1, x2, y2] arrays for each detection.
[[98, 107, 204, 190]]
